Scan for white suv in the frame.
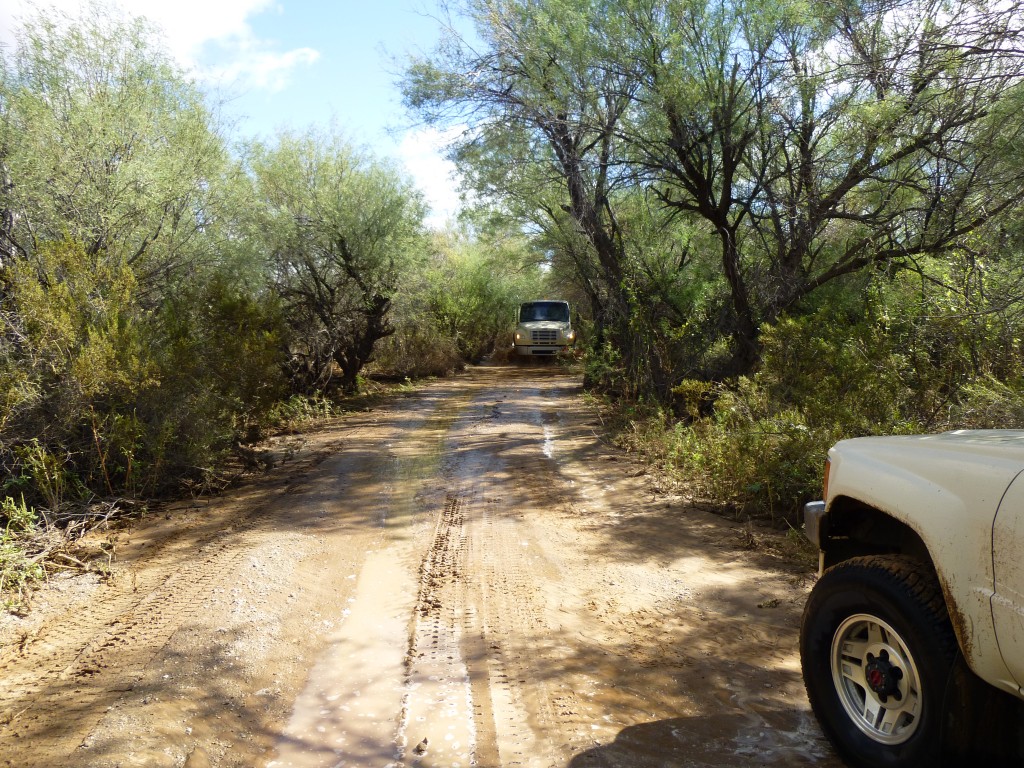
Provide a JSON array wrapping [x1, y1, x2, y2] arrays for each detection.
[[801, 430, 1024, 767]]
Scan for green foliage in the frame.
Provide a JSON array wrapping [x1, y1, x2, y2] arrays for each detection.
[[0, 238, 285, 503], [0, 238, 152, 503], [14, 442, 84, 514], [647, 263, 1024, 522], [241, 128, 427, 393], [374, 227, 547, 377], [0, 535, 45, 604], [102, 278, 286, 494], [0, 496, 44, 605], [408, 0, 1024, 391], [373, 324, 463, 379], [1, 495, 37, 533], [0, 2, 285, 518], [268, 394, 341, 430], [584, 341, 625, 393], [0, 2, 225, 289]]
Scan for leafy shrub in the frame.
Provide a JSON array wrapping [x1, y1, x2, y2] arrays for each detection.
[[584, 341, 627, 394], [268, 394, 342, 430], [1, 495, 37, 533], [0, 239, 151, 505], [0, 240, 286, 503], [372, 322, 463, 379], [649, 310, 929, 523], [144, 276, 286, 483], [945, 375, 1024, 430], [0, 496, 45, 604], [651, 278, 1024, 523]]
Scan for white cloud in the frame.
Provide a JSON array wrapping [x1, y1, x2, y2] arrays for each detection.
[[204, 46, 320, 93], [0, 0, 319, 93], [396, 125, 467, 230]]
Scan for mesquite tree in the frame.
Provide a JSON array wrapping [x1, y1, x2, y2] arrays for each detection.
[[242, 130, 426, 393], [407, 0, 1024, 381], [0, 5, 224, 293], [404, 0, 648, 384]]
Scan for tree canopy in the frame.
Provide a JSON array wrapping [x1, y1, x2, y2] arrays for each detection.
[[406, 0, 1024, 385]]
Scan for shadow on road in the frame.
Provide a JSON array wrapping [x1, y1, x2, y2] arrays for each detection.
[[568, 710, 831, 767]]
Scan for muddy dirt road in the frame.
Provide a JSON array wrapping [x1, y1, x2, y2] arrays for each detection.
[[0, 364, 842, 767]]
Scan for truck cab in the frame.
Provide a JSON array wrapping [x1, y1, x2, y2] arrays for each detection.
[[513, 300, 575, 357]]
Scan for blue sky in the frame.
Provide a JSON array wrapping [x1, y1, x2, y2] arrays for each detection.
[[216, 2, 441, 139], [0, 0, 470, 227]]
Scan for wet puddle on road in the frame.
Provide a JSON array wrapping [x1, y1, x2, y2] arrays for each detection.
[[268, 388, 478, 768], [269, 549, 413, 767]]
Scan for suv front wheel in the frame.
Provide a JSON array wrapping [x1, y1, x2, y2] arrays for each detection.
[[800, 555, 958, 768]]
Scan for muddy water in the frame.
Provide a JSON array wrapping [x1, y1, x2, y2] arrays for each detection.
[[271, 389, 477, 768], [0, 364, 843, 768]]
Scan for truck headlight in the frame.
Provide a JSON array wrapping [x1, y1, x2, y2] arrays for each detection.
[[567, 330, 576, 342]]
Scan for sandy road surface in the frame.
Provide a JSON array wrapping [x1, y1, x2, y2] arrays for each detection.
[[0, 364, 842, 767]]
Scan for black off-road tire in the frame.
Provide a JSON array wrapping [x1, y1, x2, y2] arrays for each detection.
[[800, 555, 958, 768]]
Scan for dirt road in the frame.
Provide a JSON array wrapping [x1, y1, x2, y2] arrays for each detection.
[[0, 364, 842, 767]]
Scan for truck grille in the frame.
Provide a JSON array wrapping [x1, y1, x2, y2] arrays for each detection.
[[531, 329, 558, 344]]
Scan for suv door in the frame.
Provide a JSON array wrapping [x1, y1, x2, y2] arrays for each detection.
[[992, 471, 1024, 689]]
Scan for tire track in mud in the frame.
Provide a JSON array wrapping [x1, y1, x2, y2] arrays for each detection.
[[399, 492, 476, 766], [268, 383, 485, 768], [0, 489, 314, 762], [411, 377, 589, 767], [429, 374, 831, 767], [0, 414, 401, 765]]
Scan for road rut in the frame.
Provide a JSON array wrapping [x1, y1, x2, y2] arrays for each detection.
[[0, 364, 841, 767]]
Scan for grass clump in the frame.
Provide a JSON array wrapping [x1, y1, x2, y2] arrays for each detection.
[[0, 496, 45, 608]]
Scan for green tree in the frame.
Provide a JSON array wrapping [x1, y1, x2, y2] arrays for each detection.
[[409, 0, 1024, 384], [426, 228, 545, 362], [618, 0, 1024, 372], [404, 0, 643, 376], [0, 5, 284, 504], [373, 225, 547, 376], [242, 129, 426, 393], [0, 3, 225, 292]]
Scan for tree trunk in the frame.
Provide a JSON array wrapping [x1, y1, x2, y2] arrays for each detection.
[[334, 294, 393, 394]]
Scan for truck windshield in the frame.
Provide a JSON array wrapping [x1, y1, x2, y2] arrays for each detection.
[[519, 302, 569, 322]]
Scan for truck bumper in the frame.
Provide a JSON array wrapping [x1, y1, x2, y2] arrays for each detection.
[[803, 500, 827, 575], [513, 344, 568, 356], [803, 500, 826, 547]]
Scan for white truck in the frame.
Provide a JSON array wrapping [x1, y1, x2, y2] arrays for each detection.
[[801, 430, 1024, 767], [512, 300, 575, 357]]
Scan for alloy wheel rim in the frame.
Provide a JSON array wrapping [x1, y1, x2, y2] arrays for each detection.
[[830, 613, 923, 745]]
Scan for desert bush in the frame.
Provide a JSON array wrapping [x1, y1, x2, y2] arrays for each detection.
[[372, 322, 463, 379], [650, 306, 929, 523], [946, 376, 1024, 429], [145, 276, 286, 478], [654, 273, 1024, 523], [267, 394, 343, 431], [0, 496, 45, 604], [0, 239, 285, 503], [0, 239, 152, 504]]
